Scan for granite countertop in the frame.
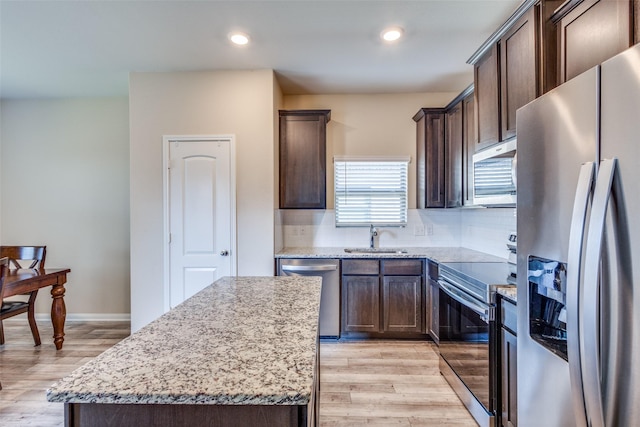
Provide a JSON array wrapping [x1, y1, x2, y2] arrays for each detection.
[[497, 286, 517, 303], [275, 246, 506, 263], [47, 276, 322, 406]]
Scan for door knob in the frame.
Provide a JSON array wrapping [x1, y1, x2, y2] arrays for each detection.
[[220, 250, 229, 256]]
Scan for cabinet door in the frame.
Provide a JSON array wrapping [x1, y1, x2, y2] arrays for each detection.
[[462, 92, 475, 206], [279, 110, 329, 209], [415, 110, 446, 208], [425, 112, 446, 208], [559, 0, 632, 83], [383, 276, 422, 333], [342, 275, 380, 333], [445, 102, 463, 208], [500, 7, 537, 141], [428, 279, 439, 343], [474, 44, 500, 150], [501, 328, 518, 427]]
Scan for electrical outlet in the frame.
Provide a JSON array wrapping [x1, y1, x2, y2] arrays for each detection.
[[426, 224, 434, 236], [414, 225, 425, 236], [299, 226, 306, 236]]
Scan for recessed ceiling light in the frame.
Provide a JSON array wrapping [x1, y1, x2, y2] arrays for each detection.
[[229, 32, 250, 46], [381, 27, 404, 42]]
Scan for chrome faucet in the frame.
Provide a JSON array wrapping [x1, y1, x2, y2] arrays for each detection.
[[369, 224, 378, 249]]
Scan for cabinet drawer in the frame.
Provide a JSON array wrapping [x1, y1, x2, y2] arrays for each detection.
[[501, 297, 517, 334], [382, 259, 423, 275], [342, 259, 379, 275]]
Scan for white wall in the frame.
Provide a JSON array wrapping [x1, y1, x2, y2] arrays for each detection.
[[280, 207, 515, 259], [283, 92, 456, 209], [460, 207, 516, 259], [129, 70, 277, 331], [0, 98, 131, 317]]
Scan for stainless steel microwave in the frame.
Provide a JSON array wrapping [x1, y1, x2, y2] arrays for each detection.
[[472, 139, 517, 206]]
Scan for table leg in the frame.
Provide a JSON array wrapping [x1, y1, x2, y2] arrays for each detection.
[[51, 283, 67, 350]]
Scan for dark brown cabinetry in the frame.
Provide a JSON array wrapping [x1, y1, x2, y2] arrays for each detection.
[[445, 101, 463, 208], [426, 260, 439, 343], [469, 0, 561, 149], [555, 0, 636, 84], [462, 92, 476, 206], [500, 7, 538, 140], [499, 296, 518, 427], [414, 93, 467, 209], [382, 260, 423, 333], [474, 44, 501, 150], [342, 260, 380, 333], [414, 109, 445, 208], [341, 259, 424, 337], [279, 110, 330, 209]]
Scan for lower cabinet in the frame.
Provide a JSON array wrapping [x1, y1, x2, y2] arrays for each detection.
[[341, 259, 425, 337], [426, 260, 439, 343], [342, 275, 380, 333], [383, 275, 422, 333], [499, 296, 518, 427]]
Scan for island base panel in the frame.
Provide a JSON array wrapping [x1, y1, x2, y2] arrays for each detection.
[[65, 402, 310, 427]]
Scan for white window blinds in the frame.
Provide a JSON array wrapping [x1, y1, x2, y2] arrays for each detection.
[[473, 157, 516, 196], [334, 158, 408, 227]]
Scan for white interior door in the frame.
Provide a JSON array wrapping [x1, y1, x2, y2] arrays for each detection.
[[167, 137, 234, 308]]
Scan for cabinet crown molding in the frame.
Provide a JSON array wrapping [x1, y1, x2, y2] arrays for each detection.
[[467, 0, 537, 65], [279, 109, 331, 122]]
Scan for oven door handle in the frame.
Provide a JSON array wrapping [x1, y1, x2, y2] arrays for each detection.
[[438, 280, 490, 320]]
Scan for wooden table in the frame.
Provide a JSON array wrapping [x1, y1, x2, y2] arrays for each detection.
[[3, 268, 71, 350]]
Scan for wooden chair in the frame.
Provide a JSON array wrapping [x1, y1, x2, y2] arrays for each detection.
[[0, 246, 47, 346]]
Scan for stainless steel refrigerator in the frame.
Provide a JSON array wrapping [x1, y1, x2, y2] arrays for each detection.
[[516, 43, 640, 427]]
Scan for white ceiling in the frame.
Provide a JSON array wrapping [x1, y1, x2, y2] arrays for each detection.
[[0, 0, 521, 99]]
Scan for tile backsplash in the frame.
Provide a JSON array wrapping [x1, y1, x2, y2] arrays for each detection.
[[278, 207, 516, 259]]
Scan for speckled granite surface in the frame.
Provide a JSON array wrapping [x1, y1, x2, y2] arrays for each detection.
[[275, 246, 506, 263], [497, 286, 517, 303], [47, 276, 322, 406]]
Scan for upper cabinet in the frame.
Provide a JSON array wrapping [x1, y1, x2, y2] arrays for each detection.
[[414, 85, 471, 209], [500, 6, 538, 140], [462, 91, 476, 206], [468, 0, 562, 149], [474, 44, 501, 150], [554, 0, 638, 83], [279, 110, 331, 209], [414, 108, 446, 209], [445, 99, 464, 208]]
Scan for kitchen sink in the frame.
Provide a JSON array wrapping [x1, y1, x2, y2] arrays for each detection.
[[344, 248, 408, 254]]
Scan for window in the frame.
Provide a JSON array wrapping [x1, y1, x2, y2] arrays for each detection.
[[334, 157, 409, 227]]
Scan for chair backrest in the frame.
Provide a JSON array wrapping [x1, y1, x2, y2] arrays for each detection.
[[0, 246, 46, 270], [0, 257, 8, 299]]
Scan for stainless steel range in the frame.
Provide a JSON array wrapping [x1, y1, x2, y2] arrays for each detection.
[[437, 261, 513, 427]]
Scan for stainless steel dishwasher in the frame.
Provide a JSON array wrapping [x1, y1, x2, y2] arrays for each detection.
[[277, 258, 340, 338]]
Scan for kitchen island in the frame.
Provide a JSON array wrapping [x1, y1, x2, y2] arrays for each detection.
[[47, 276, 322, 427]]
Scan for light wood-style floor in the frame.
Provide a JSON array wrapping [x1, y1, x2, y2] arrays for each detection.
[[0, 320, 131, 426], [320, 341, 477, 426], [0, 321, 476, 426]]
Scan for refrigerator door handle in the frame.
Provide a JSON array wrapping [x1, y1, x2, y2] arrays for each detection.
[[583, 158, 618, 427], [567, 161, 595, 427]]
